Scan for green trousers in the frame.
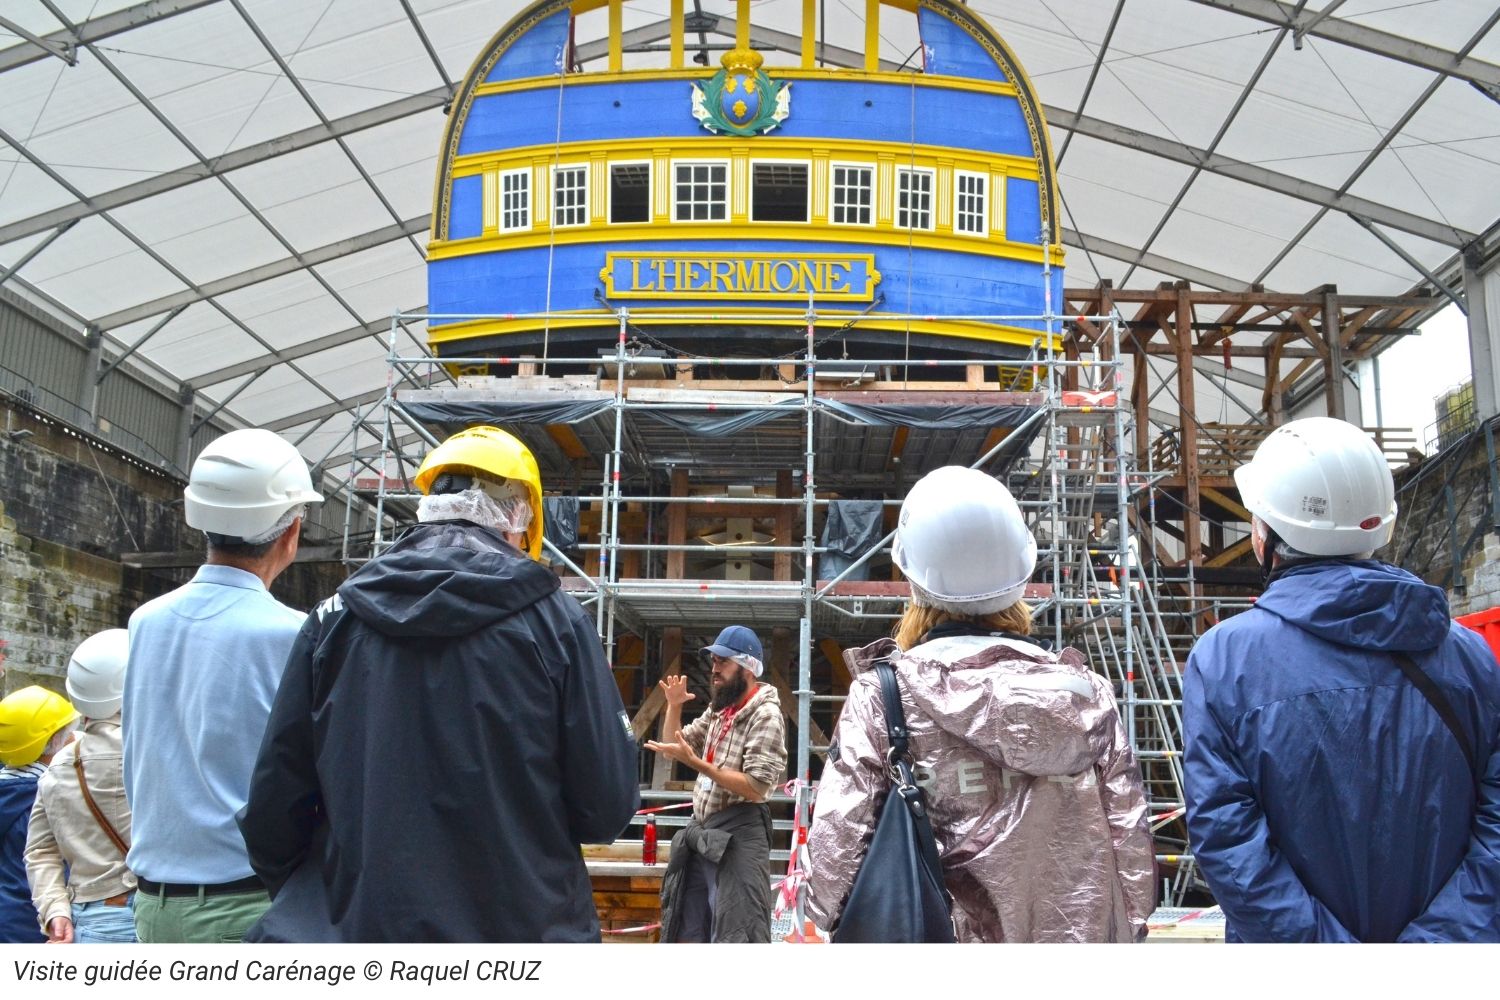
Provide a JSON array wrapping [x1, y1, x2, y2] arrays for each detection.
[[133, 887, 270, 943]]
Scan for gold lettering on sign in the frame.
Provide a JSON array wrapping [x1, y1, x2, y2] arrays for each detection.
[[603, 253, 880, 301]]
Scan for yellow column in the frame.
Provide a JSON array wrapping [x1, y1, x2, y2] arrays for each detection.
[[671, 0, 684, 68], [737, 0, 750, 50], [802, 0, 817, 68], [864, 0, 880, 72], [608, 0, 622, 72]]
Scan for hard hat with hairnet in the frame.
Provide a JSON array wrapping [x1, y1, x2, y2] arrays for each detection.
[[892, 466, 1036, 614], [414, 425, 545, 559], [0, 686, 78, 767]]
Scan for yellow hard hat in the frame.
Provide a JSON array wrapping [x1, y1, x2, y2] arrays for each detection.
[[414, 425, 545, 559], [0, 686, 79, 767]]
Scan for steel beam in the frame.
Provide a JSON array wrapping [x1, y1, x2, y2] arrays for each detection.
[[188, 310, 424, 389], [1061, 229, 1250, 291], [1046, 107, 1473, 248], [0, 89, 446, 247], [0, 220, 75, 289], [0, 15, 76, 65], [264, 372, 446, 433], [0, 0, 220, 73], [1186, 0, 1500, 90], [1465, 247, 1500, 422], [91, 218, 427, 330], [1349, 215, 1466, 314]]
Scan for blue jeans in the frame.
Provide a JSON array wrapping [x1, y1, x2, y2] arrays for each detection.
[[74, 896, 137, 943]]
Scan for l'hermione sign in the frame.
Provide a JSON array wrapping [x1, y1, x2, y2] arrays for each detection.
[[600, 253, 880, 302]]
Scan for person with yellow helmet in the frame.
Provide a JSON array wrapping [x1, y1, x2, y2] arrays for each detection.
[[239, 425, 640, 942], [0, 686, 78, 943]]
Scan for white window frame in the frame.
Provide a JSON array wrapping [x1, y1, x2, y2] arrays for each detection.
[[894, 167, 936, 232], [607, 160, 652, 224], [499, 167, 531, 232], [551, 163, 589, 229], [672, 159, 731, 223], [748, 159, 812, 225], [828, 161, 875, 227], [954, 169, 988, 237]]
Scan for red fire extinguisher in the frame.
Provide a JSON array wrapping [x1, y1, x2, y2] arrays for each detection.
[[642, 815, 658, 866]]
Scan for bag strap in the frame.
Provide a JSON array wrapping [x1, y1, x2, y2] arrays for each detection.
[[873, 657, 911, 765], [73, 753, 129, 857], [872, 658, 947, 872], [1392, 651, 1478, 783]]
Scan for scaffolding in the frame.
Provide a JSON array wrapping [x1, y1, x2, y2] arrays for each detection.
[[342, 303, 1205, 907]]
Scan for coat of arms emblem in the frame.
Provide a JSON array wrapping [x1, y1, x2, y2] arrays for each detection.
[[691, 47, 790, 136]]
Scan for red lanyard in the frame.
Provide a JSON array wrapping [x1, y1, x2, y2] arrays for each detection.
[[705, 685, 757, 764]]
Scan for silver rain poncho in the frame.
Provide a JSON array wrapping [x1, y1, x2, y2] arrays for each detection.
[[806, 633, 1156, 942]]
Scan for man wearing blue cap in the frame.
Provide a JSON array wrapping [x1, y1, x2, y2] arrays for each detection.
[[648, 625, 786, 942]]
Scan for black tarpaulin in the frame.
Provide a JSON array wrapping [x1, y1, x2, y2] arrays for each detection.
[[818, 500, 887, 582], [542, 496, 580, 556]]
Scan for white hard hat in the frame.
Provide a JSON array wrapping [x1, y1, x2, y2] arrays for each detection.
[[184, 429, 323, 541], [892, 466, 1037, 614], [66, 629, 129, 718], [1234, 417, 1396, 557]]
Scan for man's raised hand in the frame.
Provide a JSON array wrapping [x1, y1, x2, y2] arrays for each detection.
[[658, 675, 695, 706]]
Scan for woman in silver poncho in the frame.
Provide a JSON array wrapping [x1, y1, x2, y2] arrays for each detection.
[[806, 466, 1157, 942]]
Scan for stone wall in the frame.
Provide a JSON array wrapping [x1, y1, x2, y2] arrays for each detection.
[[0, 401, 348, 697], [1387, 418, 1500, 618]]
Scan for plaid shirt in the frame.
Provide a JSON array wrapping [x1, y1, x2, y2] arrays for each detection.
[[680, 683, 786, 822]]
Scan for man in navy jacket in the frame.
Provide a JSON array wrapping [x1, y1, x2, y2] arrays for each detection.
[[1184, 417, 1500, 942], [239, 426, 639, 942]]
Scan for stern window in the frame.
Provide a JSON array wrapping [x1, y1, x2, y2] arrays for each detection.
[[896, 168, 934, 231], [610, 163, 651, 223], [553, 165, 588, 228], [830, 164, 874, 226], [500, 168, 530, 231], [750, 162, 809, 223], [955, 170, 987, 236], [675, 162, 728, 222]]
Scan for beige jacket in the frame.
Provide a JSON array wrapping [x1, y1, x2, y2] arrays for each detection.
[[807, 633, 1156, 942], [25, 718, 135, 929]]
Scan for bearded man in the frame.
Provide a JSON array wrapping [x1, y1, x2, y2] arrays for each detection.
[[647, 625, 787, 942]]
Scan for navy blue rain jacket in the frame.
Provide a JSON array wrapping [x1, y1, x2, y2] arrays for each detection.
[[1184, 559, 1500, 942], [238, 520, 641, 942], [0, 774, 44, 942]]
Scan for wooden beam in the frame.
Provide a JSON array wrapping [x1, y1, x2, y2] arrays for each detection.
[[775, 469, 794, 581], [801, 0, 816, 67], [886, 426, 910, 471], [1200, 486, 1252, 523], [545, 424, 589, 461], [670, 0, 684, 68], [667, 468, 687, 580], [1322, 288, 1344, 420], [1176, 285, 1202, 566], [1204, 535, 1254, 569], [820, 638, 852, 695], [608, 0, 623, 72]]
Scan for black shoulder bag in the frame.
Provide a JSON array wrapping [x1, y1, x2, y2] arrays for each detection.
[[832, 658, 955, 943]]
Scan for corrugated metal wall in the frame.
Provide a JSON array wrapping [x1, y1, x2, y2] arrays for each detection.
[[0, 289, 227, 477], [1, 290, 364, 544]]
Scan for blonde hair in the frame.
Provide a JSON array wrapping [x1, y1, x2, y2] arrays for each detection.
[[892, 600, 1033, 651]]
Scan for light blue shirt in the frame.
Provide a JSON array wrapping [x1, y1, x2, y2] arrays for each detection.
[[122, 564, 305, 883]]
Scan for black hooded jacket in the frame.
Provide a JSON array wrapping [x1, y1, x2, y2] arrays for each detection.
[[238, 520, 640, 942]]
